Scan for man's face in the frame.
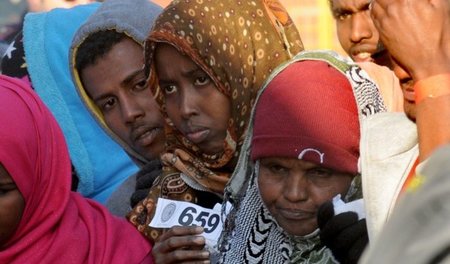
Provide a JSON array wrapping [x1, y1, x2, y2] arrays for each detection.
[[81, 38, 165, 161], [331, 0, 385, 64]]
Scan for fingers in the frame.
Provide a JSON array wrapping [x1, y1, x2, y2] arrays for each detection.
[[320, 212, 359, 246], [153, 226, 210, 264], [329, 218, 367, 251], [156, 226, 204, 246], [153, 248, 210, 264]]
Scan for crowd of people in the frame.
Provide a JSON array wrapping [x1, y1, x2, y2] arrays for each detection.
[[0, 0, 449, 263]]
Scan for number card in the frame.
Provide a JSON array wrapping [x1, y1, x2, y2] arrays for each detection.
[[332, 195, 366, 220], [149, 198, 230, 248]]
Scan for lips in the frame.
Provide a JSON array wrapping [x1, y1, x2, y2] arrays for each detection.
[[277, 208, 315, 221], [402, 88, 416, 102], [401, 80, 415, 102], [132, 125, 162, 146], [350, 44, 379, 63], [184, 127, 210, 144], [352, 52, 373, 62]]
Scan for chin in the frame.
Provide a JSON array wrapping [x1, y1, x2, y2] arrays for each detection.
[[286, 227, 317, 237], [280, 220, 317, 237], [403, 103, 417, 122]]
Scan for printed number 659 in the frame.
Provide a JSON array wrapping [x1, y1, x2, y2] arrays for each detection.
[[178, 207, 220, 233]]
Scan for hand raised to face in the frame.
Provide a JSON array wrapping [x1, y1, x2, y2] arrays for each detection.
[[370, 0, 450, 81], [152, 226, 210, 264]]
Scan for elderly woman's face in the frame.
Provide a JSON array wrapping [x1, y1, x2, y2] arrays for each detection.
[[0, 163, 25, 248], [258, 157, 353, 236]]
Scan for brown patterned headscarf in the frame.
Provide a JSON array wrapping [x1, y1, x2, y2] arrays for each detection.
[[128, 0, 303, 241]]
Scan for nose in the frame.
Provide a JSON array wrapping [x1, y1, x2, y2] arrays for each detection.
[[179, 88, 198, 120], [350, 11, 373, 43], [122, 96, 144, 124], [283, 173, 308, 202]]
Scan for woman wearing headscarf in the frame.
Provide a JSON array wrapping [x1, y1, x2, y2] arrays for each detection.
[[0, 75, 153, 263], [127, 0, 304, 257], [218, 50, 387, 263]]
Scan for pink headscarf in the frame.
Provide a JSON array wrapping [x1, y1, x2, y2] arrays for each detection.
[[0, 75, 152, 263]]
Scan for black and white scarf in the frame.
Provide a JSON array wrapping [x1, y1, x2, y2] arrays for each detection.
[[217, 50, 386, 264]]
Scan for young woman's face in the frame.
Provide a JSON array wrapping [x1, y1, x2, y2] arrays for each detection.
[[0, 163, 25, 248], [258, 157, 354, 236], [154, 43, 231, 155]]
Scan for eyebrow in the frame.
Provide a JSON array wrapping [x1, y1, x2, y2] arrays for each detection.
[[0, 175, 13, 185], [121, 68, 145, 87], [332, 1, 371, 15], [158, 66, 205, 84], [182, 67, 205, 78], [0, 168, 13, 185], [91, 69, 145, 103]]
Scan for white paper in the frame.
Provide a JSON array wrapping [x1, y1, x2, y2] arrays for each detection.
[[332, 194, 366, 220], [150, 198, 231, 248]]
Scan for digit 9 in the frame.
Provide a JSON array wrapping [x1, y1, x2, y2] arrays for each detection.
[[204, 214, 220, 233]]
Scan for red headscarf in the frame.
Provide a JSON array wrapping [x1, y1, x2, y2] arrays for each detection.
[[0, 75, 152, 263]]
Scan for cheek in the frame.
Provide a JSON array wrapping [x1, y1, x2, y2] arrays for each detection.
[[104, 113, 128, 140], [309, 178, 353, 206], [336, 24, 351, 48], [257, 173, 283, 207], [0, 192, 25, 247], [143, 96, 162, 116], [165, 101, 182, 128]]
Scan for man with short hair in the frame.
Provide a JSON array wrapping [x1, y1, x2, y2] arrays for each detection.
[[328, 0, 389, 66], [70, 0, 165, 216]]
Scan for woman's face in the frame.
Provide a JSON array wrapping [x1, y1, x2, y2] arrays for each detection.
[[258, 157, 354, 236], [154, 43, 231, 155], [0, 163, 25, 248]]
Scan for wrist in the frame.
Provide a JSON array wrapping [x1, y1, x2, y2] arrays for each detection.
[[414, 73, 450, 104]]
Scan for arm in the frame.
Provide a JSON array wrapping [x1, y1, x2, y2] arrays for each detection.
[[415, 75, 450, 160]]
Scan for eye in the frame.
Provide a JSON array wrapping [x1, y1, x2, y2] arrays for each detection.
[[100, 97, 117, 111], [134, 79, 148, 91], [269, 164, 289, 175], [194, 75, 211, 86], [334, 11, 351, 21], [163, 85, 178, 95], [306, 168, 332, 179], [0, 184, 17, 196]]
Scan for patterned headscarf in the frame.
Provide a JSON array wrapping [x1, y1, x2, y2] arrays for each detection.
[[128, 0, 303, 241], [218, 50, 386, 263]]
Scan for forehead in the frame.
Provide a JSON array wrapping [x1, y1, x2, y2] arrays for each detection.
[[331, 0, 370, 10], [0, 163, 13, 183], [260, 156, 323, 169], [154, 43, 204, 76]]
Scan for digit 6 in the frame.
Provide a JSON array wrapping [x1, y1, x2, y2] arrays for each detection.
[[179, 207, 196, 226]]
